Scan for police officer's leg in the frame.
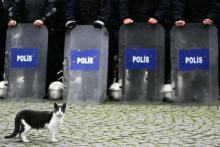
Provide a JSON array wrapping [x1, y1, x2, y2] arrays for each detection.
[[164, 24, 172, 84], [46, 27, 65, 86], [217, 23, 220, 97], [107, 26, 119, 97], [0, 23, 7, 81]]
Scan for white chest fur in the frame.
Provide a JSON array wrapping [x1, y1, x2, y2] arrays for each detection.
[[45, 114, 64, 131]]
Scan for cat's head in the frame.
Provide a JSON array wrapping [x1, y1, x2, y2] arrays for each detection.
[[54, 103, 66, 117]]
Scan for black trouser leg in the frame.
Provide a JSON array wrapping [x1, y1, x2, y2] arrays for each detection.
[[107, 27, 119, 94], [46, 28, 65, 90], [0, 24, 6, 81]]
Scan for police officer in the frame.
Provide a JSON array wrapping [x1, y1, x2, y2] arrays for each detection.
[[106, 0, 120, 99], [2, 0, 14, 23], [0, 0, 14, 80], [0, 1, 3, 27], [0, 1, 4, 80], [173, 0, 220, 27], [172, 0, 220, 100], [65, 0, 110, 30], [46, 0, 65, 90], [0, 1, 4, 34], [0, 1, 3, 21], [8, 0, 56, 27], [119, 0, 169, 25], [65, 0, 111, 99]]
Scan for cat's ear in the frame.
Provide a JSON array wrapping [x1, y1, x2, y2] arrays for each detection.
[[62, 103, 66, 109], [54, 103, 59, 109]]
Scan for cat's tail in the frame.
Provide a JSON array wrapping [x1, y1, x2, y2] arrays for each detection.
[[4, 115, 21, 139]]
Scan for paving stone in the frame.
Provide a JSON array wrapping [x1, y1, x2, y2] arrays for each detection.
[[1, 100, 220, 146]]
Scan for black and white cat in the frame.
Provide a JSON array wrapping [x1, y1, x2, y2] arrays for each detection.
[[4, 103, 66, 143]]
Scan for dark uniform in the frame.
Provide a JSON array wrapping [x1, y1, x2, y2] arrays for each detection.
[[9, 0, 56, 23], [0, 1, 4, 38], [3, 0, 14, 23], [46, 0, 65, 89], [65, 0, 110, 29], [107, 0, 120, 94], [173, 0, 220, 96], [0, 1, 4, 22], [173, 0, 220, 41], [164, 0, 174, 85], [7, 0, 56, 97], [65, 0, 111, 94], [0, 1, 4, 80], [173, 0, 220, 23], [119, 0, 171, 86], [0, 1, 4, 30], [0, 0, 15, 80], [119, 0, 169, 23]]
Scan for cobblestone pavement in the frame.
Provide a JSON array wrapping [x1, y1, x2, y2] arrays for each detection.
[[0, 99, 220, 147]]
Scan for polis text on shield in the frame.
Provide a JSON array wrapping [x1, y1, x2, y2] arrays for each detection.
[[77, 57, 94, 64], [185, 56, 203, 64], [17, 55, 33, 62], [132, 56, 150, 63]]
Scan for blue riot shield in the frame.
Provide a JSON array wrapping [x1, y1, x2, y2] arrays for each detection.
[[5, 24, 48, 99], [171, 23, 218, 103], [64, 25, 109, 104], [119, 23, 165, 103]]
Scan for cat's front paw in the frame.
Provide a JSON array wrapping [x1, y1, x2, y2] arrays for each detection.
[[52, 138, 58, 143]]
